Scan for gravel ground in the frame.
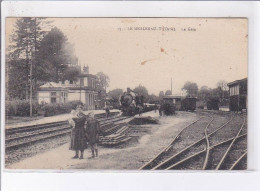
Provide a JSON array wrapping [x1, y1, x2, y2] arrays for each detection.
[[205, 113, 247, 170], [148, 111, 247, 170], [72, 111, 198, 170], [6, 134, 70, 166], [172, 152, 206, 170], [221, 135, 247, 170]]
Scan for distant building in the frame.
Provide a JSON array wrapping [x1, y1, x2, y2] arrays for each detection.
[[227, 78, 247, 111], [163, 95, 183, 110], [38, 65, 98, 110]]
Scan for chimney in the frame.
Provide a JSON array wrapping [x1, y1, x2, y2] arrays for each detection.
[[83, 65, 89, 74]]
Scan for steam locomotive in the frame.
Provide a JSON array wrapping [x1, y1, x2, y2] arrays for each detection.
[[119, 88, 145, 116]]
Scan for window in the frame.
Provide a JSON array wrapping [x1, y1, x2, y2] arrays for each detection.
[[230, 85, 239, 96], [69, 80, 73, 84], [80, 78, 84, 86], [88, 78, 91, 87], [61, 92, 68, 103], [51, 92, 57, 103]]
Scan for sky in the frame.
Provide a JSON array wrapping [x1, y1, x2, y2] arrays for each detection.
[[6, 18, 248, 95]]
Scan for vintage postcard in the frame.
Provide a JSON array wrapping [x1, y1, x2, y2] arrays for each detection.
[[4, 17, 247, 170]]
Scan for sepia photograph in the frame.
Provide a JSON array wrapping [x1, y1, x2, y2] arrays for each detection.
[[4, 17, 248, 171]]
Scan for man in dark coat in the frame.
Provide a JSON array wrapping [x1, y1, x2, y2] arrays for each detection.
[[85, 112, 100, 158], [105, 106, 110, 118]]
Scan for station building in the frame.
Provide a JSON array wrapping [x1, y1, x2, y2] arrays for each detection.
[[37, 66, 98, 110], [227, 78, 247, 111]]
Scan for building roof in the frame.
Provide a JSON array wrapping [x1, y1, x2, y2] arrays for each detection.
[[40, 82, 61, 88], [227, 78, 247, 87], [163, 95, 183, 99], [77, 73, 97, 79], [38, 81, 98, 92]]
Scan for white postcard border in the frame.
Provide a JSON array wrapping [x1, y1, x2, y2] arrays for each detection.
[[1, 0, 260, 190]]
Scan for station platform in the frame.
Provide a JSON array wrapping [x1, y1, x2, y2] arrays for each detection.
[[5, 109, 120, 129]]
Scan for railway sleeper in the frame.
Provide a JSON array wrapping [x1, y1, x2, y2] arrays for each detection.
[[100, 137, 132, 146]]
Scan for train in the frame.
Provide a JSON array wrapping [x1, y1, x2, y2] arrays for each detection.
[[119, 88, 145, 116], [120, 89, 198, 116], [162, 96, 197, 112], [180, 97, 197, 111]]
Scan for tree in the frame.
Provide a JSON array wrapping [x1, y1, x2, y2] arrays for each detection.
[[198, 85, 211, 102], [148, 94, 159, 103], [216, 80, 229, 103], [217, 80, 228, 91], [7, 59, 29, 99], [62, 66, 81, 81], [108, 88, 123, 100], [165, 90, 172, 96], [7, 18, 48, 100], [133, 85, 149, 102], [36, 27, 78, 83], [107, 88, 123, 108], [182, 81, 199, 97], [159, 91, 164, 101], [96, 72, 110, 100]]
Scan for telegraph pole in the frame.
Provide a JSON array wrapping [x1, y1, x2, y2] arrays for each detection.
[[104, 76, 107, 108], [29, 61, 33, 117], [30, 18, 37, 117]]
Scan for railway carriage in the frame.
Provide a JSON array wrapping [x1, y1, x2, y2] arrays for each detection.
[[180, 97, 197, 111], [163, 95, 196, 112], [227, 78, 247, 112]]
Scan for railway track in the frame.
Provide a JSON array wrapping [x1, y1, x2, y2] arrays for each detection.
[[140, 114, 247, 170], [5, 112, 133, 150]]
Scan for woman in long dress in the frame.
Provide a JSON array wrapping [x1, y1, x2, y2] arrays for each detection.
[[68, 109, 87, 159]]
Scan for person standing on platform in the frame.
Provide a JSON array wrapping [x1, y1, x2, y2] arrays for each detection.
[[158, 104, 163, 116], [68, 105, 87, 159], [137, 105, 143, 116], [85, 112, 100, 158], [105, 105, 110, 118]]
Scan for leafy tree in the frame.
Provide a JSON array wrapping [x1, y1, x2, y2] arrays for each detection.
[[165, 90, 172, 96], [182, 81, 199, 97], [7, 17, 52, 99], [148, 94, 159, 103], [108, 88, 123, 100], [217, 80, 228, 91], [107, 88, 123, 108], [133, 85, 149, 102], [159, 91, 164, 101], [7, 59, 28, 99], [96, 72, 110, 100], [216, 80, 229, 103], [36, 27, 77, 83], [198, 85, 211, 102], [62, 66, 81, 81]]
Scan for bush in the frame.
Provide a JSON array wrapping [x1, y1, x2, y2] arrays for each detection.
[[40, 100, 83, 117], [68, 100, 83, 110], [6, 100, 84, 117], [6, 100, 39, 117]]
